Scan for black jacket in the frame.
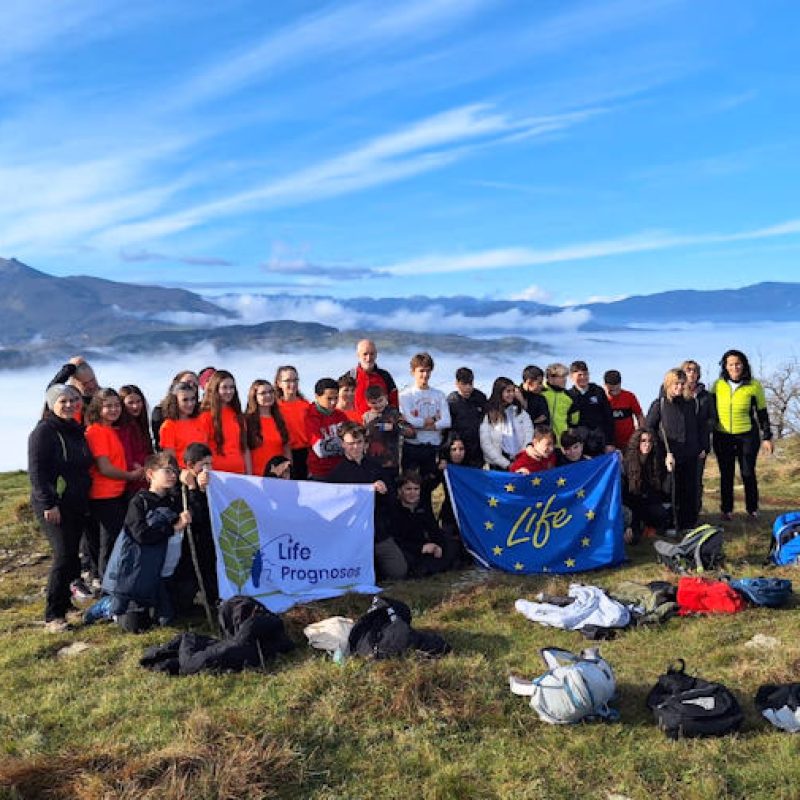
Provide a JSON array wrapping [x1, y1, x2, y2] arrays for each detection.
[[567, 383, 615, 443], [646, 396, 706, 463], [447, 389, 487, 465], [520, 388, 550, 427], [28, 415, 93, 513], [386, 500, 445, 564]]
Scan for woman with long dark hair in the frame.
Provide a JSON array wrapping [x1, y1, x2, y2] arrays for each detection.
[[622, 428, 669, 543], [151, 370, 199, 446], [85, 388, 144, 579], [28, 385, 93, 632], [118, 384, 154, 493], [479, 376, 533, 470], [244, 379, 291, 477], [711, 349, 773, 520], [199, 370, 250, 474]]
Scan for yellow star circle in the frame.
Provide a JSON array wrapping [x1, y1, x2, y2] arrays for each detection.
[[585, 510, 596, 521], [514, 562, 524, 571], [484, 520, 495, 531], [504, 483, 515, 493], [564, 558, 576, 568], [488, 496, 499, 507], [493, 545, 503, 556], [557, 477, 567, 487]]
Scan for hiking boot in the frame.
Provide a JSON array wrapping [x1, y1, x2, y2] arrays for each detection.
[[70, 578, 94, 602], [44, 618, 69, 634], [720, 512, 733, 522]]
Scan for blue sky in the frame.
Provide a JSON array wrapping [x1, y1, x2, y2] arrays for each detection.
[[2, 0, 799, 305]]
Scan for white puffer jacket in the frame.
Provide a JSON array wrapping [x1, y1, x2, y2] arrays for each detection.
[[479, 407, 533, 469]]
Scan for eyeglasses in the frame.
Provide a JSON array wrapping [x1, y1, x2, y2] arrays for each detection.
[[280, 378, 299, 384]]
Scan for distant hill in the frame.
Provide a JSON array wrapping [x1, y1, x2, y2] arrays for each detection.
[[577, 282, 800, 323], [2, 255, 799, 368], [0, 257, 233, 345]]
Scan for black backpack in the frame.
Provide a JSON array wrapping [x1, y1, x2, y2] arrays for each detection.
[[646, 659, 743, 739], [654, 524, 724, 573], [218, 595, 272, 637], [348, 596, 450, 659]]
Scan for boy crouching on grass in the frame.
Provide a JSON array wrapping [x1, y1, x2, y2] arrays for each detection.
[[100, 452, 191, 633]]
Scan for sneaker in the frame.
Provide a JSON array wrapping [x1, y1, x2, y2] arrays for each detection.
[[84, 595, 113, 625], [44, 618, 70, 634], [747, 511, 759, 520], [70, 578, 94, 602], [664, 528, 678, 539], [720, 512, 733, 522]]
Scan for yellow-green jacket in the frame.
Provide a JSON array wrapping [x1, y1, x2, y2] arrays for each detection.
[[711, 378, 772, 439]]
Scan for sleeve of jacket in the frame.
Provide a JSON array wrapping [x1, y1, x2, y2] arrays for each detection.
[[600, 393, 615, 443], [751, 381, 772, 440], [479, 418, 508, 468], [518, 409, 534, 446], [28, 424, 58, 509], [47, 363, 77, 389]]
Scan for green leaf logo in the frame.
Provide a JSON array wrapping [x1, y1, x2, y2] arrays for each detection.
[[219, 499, 261, 591]]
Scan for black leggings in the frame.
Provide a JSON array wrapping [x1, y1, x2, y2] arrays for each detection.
[[37, 506, 89, 620], [88, 496, 128, 580], [713, 430, 761, 514]]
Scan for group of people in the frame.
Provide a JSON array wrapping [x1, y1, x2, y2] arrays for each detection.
[[28, 343, 773, 633]]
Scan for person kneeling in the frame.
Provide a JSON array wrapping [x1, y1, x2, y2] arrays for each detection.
[[383, 472, 457, 579], [103, 452, 191, 633]]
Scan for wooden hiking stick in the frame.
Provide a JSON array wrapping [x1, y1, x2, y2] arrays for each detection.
[[182, 484, 216, 630]]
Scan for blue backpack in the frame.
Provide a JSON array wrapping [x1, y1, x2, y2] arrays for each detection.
[[729, 577, 793, 608], [769, 512, 800, 566]]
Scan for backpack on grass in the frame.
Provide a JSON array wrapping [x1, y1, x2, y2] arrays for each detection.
[[769, 512, 800, 566], [728, 577, 793, 608], [646, 659, 743, 739], [654, 524, 724, 573], [509, 647, 617, 724]]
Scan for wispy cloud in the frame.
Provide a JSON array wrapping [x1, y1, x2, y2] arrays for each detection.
[[119, 248, 233, 267], [169, 0, 491, 110], [94, 103, 599, 247], [380, 218, 800, 276]]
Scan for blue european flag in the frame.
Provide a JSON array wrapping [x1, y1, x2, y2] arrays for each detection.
[[445, 453, 625, 574]]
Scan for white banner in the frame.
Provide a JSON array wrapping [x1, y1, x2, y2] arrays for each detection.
[[207, 472, 381, 612]]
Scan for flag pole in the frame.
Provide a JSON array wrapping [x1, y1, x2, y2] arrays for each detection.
[[182, 483, 216, 630]]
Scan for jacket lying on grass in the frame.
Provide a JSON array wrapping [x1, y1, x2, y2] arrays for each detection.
[[140, 596, 294, 675]]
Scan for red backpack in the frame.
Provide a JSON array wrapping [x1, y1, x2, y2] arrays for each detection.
[[676, 577, 747, 615]]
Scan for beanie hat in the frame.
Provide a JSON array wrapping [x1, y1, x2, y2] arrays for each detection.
[[46, 384, 78, 410]]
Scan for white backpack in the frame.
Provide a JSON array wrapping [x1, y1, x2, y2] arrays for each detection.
[[509, 647, 617, 724]]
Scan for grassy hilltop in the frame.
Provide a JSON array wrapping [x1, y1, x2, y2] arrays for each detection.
[[1, 446, 800, 800]]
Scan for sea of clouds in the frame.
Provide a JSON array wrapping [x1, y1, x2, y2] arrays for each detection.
[[7, 320, 800, 473]]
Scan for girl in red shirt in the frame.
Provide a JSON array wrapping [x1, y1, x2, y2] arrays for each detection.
[[244, 380, 291, 477], [275, 365, 310, 479], [199, 370, 250, 474], [85, 388, 144, 578], [158, 381, 209, 468]]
